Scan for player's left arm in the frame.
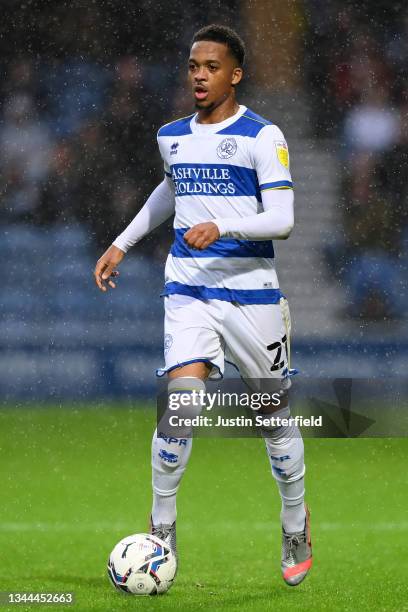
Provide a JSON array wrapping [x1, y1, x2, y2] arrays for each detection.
[[213, 188, 293, 241], [184, 125, 294, 248]]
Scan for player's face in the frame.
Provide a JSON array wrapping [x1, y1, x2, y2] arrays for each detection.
[[188, 41, 242, 110]]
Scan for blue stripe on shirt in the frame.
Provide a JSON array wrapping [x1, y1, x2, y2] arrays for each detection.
[[170, 228, 274, 258], [217, 112, 272, 137], [158, 115, 194, 137], [162, 282, 283, 304]]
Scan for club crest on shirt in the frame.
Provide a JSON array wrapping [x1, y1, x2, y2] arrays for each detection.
[[275, 140, 289, 168], [217, 137, 237, 159]]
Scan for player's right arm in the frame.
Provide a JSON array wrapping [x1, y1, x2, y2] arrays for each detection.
[[94, 176, 175, 292]]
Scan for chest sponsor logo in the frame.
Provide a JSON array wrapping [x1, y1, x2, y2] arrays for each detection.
[[217, 137, 237, 159], [171, 165, 236, 195]]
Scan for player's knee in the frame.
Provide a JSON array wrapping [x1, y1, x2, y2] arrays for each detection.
[[257, 404, 291, 437], [167, 376, 206, 404], [246, 377, 291, 415], [159, 376, 206, 439]]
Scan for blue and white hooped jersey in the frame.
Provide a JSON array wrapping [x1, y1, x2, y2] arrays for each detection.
[[157, 105, 293, 305]]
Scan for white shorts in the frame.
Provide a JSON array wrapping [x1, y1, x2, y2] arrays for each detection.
[[157, 294, 293, 382]]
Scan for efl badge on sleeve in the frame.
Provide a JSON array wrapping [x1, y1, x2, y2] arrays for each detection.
[[275, 141, 289, 169]]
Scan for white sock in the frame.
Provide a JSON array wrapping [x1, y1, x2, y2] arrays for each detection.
[[278, 476, 306, 533], [151, 377, 206, 526], [261, 405, 307, 534], [151, 490, 177, 526], [151, 429, 192, 525]]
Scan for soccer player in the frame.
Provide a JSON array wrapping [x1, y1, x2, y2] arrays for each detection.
[[94, 24, 312, 586]]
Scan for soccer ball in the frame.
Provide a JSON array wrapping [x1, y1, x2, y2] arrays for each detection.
[[107, 533, 177, 595]]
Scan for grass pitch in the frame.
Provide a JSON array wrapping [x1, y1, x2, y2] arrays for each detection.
[[0, 406, 407, 612]]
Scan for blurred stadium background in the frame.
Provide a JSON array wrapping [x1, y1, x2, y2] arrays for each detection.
[[1, 0, 407, 402]]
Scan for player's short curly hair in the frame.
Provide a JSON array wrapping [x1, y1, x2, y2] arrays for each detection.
[[192, 24, 246, 67]]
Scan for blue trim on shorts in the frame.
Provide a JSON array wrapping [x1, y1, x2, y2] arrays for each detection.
[[156, 358, 223, 380], [225, 358, 241, 373]]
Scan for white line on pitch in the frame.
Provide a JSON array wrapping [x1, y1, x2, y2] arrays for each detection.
[[0, 521, 407, 532]]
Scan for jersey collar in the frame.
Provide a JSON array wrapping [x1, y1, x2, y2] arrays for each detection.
[[190, 105, 247, 134]]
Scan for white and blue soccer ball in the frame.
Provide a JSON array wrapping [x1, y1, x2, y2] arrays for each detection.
[[107, 533, 177, 595]]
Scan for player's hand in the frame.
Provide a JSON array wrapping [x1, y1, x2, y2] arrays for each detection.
[[183, 222, 220, 250], [94, 245, 125, 292]]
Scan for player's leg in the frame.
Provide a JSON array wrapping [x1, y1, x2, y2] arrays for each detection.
[[152, 363, 209, 527], [151, 365, 209, 553], [259, 403, 311, 586], [150, 296, 224, 552], [223, 299, 312, 585]]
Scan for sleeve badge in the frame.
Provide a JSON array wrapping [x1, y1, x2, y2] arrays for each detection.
[[275, 141, 289, 169]]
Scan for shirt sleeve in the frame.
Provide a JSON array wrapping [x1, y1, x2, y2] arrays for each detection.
[[253, 124, 293, 192], [213, 188, 294, 241], [112, 177, 175, 253], [157, 133, 171, 178]]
